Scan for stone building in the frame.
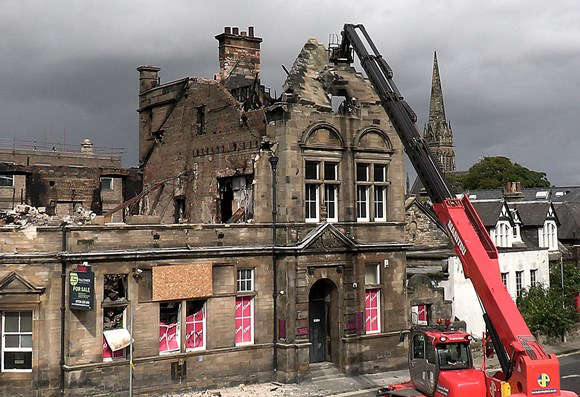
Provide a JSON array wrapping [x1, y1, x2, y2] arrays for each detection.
[[0, 140, 139, 221], [0, 27, 411, 396]]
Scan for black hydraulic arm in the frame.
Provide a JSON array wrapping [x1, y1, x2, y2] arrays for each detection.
[[336, 24, 453, 204]]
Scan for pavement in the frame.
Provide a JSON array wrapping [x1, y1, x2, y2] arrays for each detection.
[[163, 337, 580, 397]]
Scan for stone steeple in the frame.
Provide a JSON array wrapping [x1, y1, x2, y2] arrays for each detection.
[[424, 51, 455, 173]]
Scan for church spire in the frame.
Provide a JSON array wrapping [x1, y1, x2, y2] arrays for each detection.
[[429, 51, 446, 125], [424, 51, 455, 173]]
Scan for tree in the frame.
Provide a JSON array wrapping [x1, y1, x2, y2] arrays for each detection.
[[456, 156, 550, 190], [517, 263, 580, 339]]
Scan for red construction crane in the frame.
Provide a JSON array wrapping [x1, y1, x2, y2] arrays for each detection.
[[331, 24, 577, 397]]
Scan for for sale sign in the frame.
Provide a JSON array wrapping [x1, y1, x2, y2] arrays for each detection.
[[69, 266, 94, 311]]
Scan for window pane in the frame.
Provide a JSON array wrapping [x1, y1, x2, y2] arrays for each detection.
[[374, 187, 385, 219], [325, 185, 336, 220], [5, 312, 19, 332], [356, 164, 368, 182], [5, 335, 19, 348], [357, 187, 367, 218], [20, 312, 32, 332], [305, 184, 318, 219], [20, 335, 32, 348], [365, 264, 379, 285], [3, 352, 32, 370], [374, 165, 385, 182], [0, 174, 14, 187], [305, 161, 319, 179], [324, 163, 337, 180]]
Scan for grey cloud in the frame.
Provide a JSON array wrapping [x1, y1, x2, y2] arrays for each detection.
[[1, 0, 579, 185]]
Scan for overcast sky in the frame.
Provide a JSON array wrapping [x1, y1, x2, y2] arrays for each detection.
[[1, 0, 579, 185]]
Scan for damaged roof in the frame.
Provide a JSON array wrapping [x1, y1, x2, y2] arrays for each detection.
[[283, 38, 380, 110]]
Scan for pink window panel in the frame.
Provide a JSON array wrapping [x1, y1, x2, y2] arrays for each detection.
[[103, 336, 125, 360], [235, 297, 253, 344], [185, 306, 205, 349], [365, 289, 380, 333], [417, 305, 427, 323], [159, 322, 179, 352]]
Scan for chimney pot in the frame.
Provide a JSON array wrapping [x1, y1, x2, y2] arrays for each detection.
[[232, 27, 239, 35], [224, 26, 231, 34], [248, 26, 254, 37]]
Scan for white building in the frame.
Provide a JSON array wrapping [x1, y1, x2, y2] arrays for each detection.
[[439, 199, 556, 335]]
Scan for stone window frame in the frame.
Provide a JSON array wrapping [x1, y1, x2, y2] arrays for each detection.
[[1, 311, 32, 373], [355, 161, 390, 223], [493, 220, 512, 248], [0, 173, 14, 188], [158, 299, 208, 356], [303, 156, 341, 223]]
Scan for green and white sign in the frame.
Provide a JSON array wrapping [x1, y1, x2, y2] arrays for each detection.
[[69, 267, 94, 311]]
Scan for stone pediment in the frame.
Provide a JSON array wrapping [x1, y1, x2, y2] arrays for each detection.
[[298, 223, 355, 252], [0, 272, 45, 296]]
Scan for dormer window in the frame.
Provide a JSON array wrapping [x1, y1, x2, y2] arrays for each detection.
[[539, 220, 557, 250], [494, 220, 512, 248]]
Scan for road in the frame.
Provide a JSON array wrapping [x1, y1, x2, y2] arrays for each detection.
[[344, 351, 580, 397]]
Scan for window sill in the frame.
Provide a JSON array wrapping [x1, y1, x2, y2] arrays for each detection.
[[235, 342, 254, 347], [236, 291, 256, 297], [305, 219, 320, 223]]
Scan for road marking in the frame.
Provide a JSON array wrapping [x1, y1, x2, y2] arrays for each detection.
[[557, 351, 580, 358], [562, 375, 579, 379]]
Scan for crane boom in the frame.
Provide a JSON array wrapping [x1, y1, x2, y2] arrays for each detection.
[[335, 24, 571, 397]]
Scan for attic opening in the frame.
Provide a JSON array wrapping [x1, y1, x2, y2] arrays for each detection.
[[330, 92, 353, 114], [218, 175, 253, 223]]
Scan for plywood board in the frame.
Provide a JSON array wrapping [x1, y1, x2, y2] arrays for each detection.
[[152, 264, 212, 301]]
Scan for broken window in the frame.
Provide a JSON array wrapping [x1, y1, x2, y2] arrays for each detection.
[[0, 174, 14, 187], [185, 301, 206, 351], [159, 302, 180, 354], [218, 175, 253, 223], [174, 197, 185, 223], [103, 274, 129, 361], [196, 105, 206, 135], [100, 177, 113, 191], [411, 304, 429, 326]]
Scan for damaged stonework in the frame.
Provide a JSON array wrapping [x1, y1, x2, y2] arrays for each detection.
[[0, 204, 97, 227]]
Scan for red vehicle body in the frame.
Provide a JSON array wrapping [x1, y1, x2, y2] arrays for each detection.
[[332, 24, 578, 397]]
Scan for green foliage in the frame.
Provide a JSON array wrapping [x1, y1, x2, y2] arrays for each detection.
[[455, 156, 551, 190], [517, 284, 576, 338], [517, 263, 580, 338]]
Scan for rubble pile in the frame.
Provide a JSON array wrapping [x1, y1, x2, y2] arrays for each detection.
[[0, 204, 97, 227], [62, 206, 97, 225], [0, 204, 51, 227]]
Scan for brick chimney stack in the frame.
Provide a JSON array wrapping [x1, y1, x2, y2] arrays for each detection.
[[504, 181, 524, 199], [137, 65, 161, 93], [215, 26, 262, 84]]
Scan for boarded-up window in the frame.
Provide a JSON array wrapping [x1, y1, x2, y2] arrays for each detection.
[[152, 264, 212, 301], [365, 289, 380, 333]]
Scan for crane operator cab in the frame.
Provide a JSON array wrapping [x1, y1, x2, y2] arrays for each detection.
[[408, 327, 486, 397]]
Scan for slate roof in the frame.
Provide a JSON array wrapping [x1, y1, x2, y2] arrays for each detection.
[[509, 202, 554, 226], [466, 186, 580, 203], [470, 200, 505, 227], [554, 202, 580, 240]]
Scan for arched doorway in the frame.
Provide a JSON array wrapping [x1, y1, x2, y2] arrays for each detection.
[[309, 278, 338, 363]]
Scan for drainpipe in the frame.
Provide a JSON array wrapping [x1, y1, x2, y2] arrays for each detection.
[[268, 155, 279, 374], [60, 225, 67, 396]]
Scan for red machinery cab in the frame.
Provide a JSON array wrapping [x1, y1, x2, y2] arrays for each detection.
[[404, 326, 486, 397]]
